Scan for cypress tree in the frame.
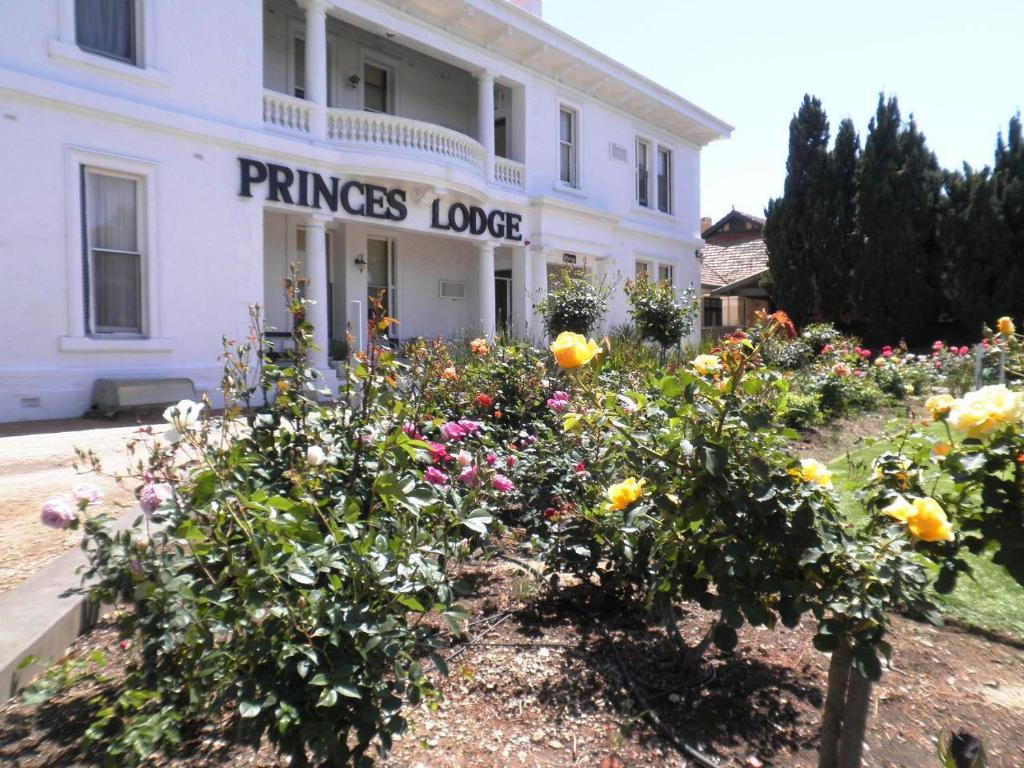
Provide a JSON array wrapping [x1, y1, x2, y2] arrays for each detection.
[[856, 95, 943, 340], [765, 95, 832, 325], [994, 114, 1024, 321], [818, 118, 861, 323]]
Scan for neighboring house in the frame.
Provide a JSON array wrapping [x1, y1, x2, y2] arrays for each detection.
[[698, 209, 770, 340], [0, 0, 732, 422]]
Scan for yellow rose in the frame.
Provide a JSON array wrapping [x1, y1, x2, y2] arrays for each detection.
[[997, 316, 1015, 336], [882, 495, 915, 522], [907, 497, 954, 542], [874, 357, 886, 367], [550, 332, 601, 369], [608, 477, 645, 510], [924, 394, 955, 420], [692, 354, 722, 376], [948, 385, 1024, 438], [790, 458, 833, 487]]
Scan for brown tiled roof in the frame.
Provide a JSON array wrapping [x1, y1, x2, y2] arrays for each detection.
[[700, 238, 769, 288]]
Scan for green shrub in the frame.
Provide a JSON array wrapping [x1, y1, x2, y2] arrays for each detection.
[[762, 336, 815, 370], [783, 391, 824, 429], [624, 274, 697, 352], [534, 268, 609, 337], [800, 322, 844, 351]]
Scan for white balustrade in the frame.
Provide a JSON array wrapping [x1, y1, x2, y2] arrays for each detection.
[[327, 108, 486, 173], [494, 157, 526, 190], [262, 90, 312, 134]]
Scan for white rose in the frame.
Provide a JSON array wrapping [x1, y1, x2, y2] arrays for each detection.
[[163, 399, 204, 442], [306, 445, 326, 466]]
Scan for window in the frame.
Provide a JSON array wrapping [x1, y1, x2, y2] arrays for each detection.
[[559, 107, 578, 187], [657, 146, 672, 213], [495, 117, 507, 159], [292, 37, 306, 99], [634, 261, 649, 277], [658, 264, 674, 284], [703, 297, 723, 328], [636, 139, 650, 207], [367, 238, 397, 335], [75, 0, 137, 65], [83, 169, 143, 334], [363, 62, 389, 113]]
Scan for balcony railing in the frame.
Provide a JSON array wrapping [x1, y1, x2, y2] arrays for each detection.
[[494, 157, 525, 189], [263, 90, 313, 134], [261, 90, 526, 191]]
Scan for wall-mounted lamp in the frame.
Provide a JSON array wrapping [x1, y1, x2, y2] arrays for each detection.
[[347, 74, 361, 89], [354, 253, 367, 272]]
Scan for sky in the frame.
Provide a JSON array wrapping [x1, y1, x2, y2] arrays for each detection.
[[542, 0, 1024, 222]]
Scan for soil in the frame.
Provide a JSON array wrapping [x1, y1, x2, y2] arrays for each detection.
[[0, 415, 162, 594], [2, 556, 1022, 768], [790, 401, 922, 463]]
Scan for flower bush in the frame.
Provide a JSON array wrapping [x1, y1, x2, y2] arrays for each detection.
[[533, 267, 610, 336], [53, 288, 496, 767], [623, 272, 697, 353]]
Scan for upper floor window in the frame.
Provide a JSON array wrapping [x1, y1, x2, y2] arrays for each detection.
[[657, 146, 672, 213], [363, 62, 390, 114], [636, 139, 650, 207], [559, 106, 578, 187], [75, 0, 137, 65], [83, 168, 144, 335]]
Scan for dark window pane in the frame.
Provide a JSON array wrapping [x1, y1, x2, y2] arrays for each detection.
[[293, 37, 305, 98], [364, 64, 388, 112], [93, 250, 141, 331], [76, 0, 136, 64]]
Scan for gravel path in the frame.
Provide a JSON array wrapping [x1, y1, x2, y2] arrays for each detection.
[[0, 417, 160, 594]]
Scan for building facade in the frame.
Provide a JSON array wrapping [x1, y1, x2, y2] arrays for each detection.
[[699, 210, 770, 340], [0, 0, 730, 423]]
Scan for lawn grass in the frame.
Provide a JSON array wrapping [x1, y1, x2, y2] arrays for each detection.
[[828, 419, 1024, 641]]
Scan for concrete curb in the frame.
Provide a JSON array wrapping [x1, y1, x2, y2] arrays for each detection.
[[0, 511, 138, 702]]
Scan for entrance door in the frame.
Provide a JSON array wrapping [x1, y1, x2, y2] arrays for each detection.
[[367, 237, 397, 341], [495, 273, 512, 333]]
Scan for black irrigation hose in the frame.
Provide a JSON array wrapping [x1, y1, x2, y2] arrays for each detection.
[[491, 553, 723, 768]]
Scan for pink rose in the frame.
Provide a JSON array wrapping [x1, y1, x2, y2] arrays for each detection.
[[821, 344, 834, 355], [882, 349, 893, 358], [428, 441, 447, 462], [574, 462, 587, 473], [853, 369, 865, 378], [402, 422, 421, 439], [491, 474, 514, 493], [485, 453, 498, 466], [139, 482, 174, 517], [71, 482, 103, 506], [506, 455, 517, 468], [41, 496, 76, 529], [440, 422, 467, 441], [958, 346, 969, 357], [932, 340, 944, 351], [860, 349, 872, 359], [547, 397, 570, 413], [459, 464, 479, 486], [424, 466, 448, 486], [456, 420, 482, 435], [456, 449, 474, 467]]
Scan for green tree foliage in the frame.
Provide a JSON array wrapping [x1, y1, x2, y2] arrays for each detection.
[[765, 95, 832, 325], [855, 95, 943, 339], [819, 119, 861, 323]]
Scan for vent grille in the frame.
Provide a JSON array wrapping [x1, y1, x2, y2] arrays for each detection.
[[609, 142, 628, 162], [439, 280, 465, 300]]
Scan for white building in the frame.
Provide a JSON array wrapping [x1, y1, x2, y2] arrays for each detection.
[[0, 0, 731, 423]]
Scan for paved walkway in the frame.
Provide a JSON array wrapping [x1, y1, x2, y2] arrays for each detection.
[[0, 416, 160, 594]]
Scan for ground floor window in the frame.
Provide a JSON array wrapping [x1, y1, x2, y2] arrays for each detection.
[[83, 168, 144, 335], [703, 296, 723, 328], [658, 264, 674, 284]]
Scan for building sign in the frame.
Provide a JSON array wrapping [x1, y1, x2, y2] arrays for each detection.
[[239, 158, 522, 242]]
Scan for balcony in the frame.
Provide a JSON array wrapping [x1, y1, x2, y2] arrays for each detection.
[[263, 90, 526, 190]]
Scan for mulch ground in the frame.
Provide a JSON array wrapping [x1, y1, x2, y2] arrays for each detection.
[[2, 554, 1023, 768]]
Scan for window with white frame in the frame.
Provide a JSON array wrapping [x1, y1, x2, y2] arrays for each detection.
[[291, 32, 335, 104], [634, 260, 649, 277], [636, 138, 650, 207], [83, 168, 144, 334], [658, 263, 674, 284], [367, 237, 398, 335], [559, 106, 578, 187], [75, 0, 138, 65], [657, 146, 672, 213], [363, 62, 390, 114]]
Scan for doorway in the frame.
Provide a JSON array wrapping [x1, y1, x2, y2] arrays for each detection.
[[495, 269, 512, 332]]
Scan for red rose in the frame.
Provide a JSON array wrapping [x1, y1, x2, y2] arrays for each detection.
[[475, 393, 494, 408]]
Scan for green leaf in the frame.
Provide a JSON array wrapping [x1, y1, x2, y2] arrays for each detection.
[[397, 595, 426, 612], [317, 688, 338, 707], [239, 700, 262, 718]]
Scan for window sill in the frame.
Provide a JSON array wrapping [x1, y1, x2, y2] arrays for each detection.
[[553, 182, 587, 199], [631, 203, 676, 221], [48, 38, 170, 88], [59, 336, 175, 353]]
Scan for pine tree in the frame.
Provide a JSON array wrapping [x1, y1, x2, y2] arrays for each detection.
[[765, 95, 832, 325], [856, 95, 943, 340]]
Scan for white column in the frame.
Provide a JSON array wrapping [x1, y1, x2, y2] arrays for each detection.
[[477, 71, 495, 183], [58, 0, 76, 43], [478, 241, 496, 337], [304, 218, 330, 371], [301, 0, 329, 139], [511, 245, 531, 339]]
